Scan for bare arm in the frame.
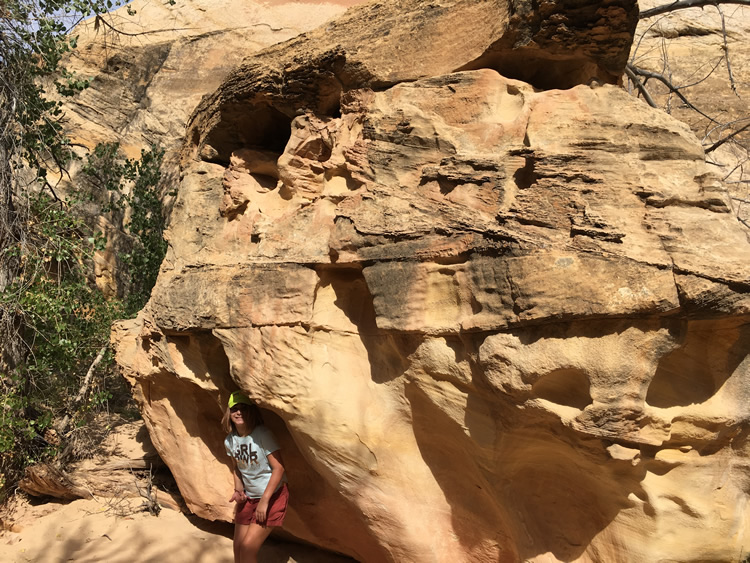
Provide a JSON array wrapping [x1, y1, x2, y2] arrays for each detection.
[[254, 450, 285, 524], [228, 458, 247, 503]]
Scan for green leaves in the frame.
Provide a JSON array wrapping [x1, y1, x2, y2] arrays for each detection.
[[0, 0, 178, 500], [0, 196, 112, 487], [80, 142, 167, 314]]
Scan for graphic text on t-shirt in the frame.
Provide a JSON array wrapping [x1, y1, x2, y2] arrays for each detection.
[[235, 443, 259, 465]]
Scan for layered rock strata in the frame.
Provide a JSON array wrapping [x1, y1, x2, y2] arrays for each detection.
[[114, 0, 750, 561], [632, 0, 750, 227], [59, 0, 357, 296]]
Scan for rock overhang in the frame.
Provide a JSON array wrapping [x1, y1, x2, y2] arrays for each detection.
[[113, 0, 750, 561], [184, 0, 641, 165]]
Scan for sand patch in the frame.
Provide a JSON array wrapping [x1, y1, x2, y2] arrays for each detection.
[[0, 496, 353, 562]]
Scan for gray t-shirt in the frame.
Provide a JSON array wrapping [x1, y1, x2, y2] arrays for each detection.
[[224, 425, 286, 498]]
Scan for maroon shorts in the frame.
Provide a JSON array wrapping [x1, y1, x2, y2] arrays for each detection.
[[235, 483, 289, 527]]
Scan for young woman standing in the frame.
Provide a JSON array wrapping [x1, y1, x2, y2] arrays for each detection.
[[222, 391, 288, 563]]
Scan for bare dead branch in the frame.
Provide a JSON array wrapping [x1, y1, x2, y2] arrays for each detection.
[[715, 5, 740, 95], [641, 0, 750, 19], [624, 66, 659, 107], [41, 179, 62, 203], [74, 344, 108, 405], [705, 116, 750, 140], [722, 157, 747, 180], [54, 344, 109, 436], [704, 122, 750, 152], [627, 64, 719, 122], [92, 14, 192, 38], [629, 15, 671, 66], [678, 57, 724, 89], [131, 465, 161, 516]]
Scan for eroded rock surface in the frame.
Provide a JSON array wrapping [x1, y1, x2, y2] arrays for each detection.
[[631, 0, 750, 229], [185, 0, 639, 165], [113, 0, 750, 561], [59, 0, 357, 296]]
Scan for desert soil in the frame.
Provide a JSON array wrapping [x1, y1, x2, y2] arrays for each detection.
[[0, 494, 353, 562]]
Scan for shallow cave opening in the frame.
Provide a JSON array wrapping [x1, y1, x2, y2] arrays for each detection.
[[646, 352, 717, 408], [201, 103, 294, 165], [645, 321, 748, 408], [200, 96, 347, 169], [458, 51, 608, 91]]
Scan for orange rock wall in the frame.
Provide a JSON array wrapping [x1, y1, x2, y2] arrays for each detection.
[[111, 1, 750, 561]]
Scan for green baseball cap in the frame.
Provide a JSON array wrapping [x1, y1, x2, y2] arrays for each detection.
[[228, 391, 252, 408]]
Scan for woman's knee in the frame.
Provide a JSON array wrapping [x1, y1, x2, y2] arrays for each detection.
[[239, 525, 271, 553], [238, 537, 261, 554]]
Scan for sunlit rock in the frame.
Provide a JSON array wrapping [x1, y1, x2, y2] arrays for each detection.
[[113, 0, 750, 561]]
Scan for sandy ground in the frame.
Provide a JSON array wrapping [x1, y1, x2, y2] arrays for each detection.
[[0, 421, 354, 563], [0, 495, 354, 563]]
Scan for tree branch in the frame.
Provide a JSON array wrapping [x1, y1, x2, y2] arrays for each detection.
[[54, 343, 109, 436], [641, 0, 750, 19], [624, 66, 659, 108], [704, 122, 750, 153], [715, 5, 740, 95], [73, 343, 108, 406], [627, 64, 719, 123], [92, 14, 192, 38]]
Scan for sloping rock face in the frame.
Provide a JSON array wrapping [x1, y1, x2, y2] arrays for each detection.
[[113, 0, 750, 561], [59, 0, 357, 296]]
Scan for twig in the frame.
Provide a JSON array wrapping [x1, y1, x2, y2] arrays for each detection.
[[624, 66, 659, 107], [131, 464, 161, 516], [716, 5, 740, 95], [705, 116, 750, 140], [629, 16, 670, 66], [704, 122, 750, 153], [678, 57, 725, 89], [627, 64, 719, 123], [41, 179, 62, 203], [641, 0, 750, 19]]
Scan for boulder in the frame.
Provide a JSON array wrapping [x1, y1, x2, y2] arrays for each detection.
[[113, 0, 750, 561]]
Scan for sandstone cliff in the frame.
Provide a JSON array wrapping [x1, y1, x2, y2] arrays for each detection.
[[59, 0, 356, 297], [111, 0, 750, 561]]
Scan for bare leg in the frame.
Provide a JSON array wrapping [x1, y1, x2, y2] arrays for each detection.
[[233, 523, 251, 563], [235, 522, 273, 563]]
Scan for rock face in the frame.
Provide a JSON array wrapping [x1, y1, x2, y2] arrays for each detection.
[[184, 0, 639, 165], [60, 0, 357, 296], [631, 0, 750, 228], [113, 0, 750, 561]]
